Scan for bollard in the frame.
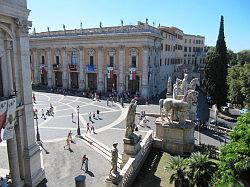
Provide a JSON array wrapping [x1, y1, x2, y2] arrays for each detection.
[[75, 175, 86, 187]]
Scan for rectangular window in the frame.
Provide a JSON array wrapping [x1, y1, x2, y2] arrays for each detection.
[[109, 56, 114, 67], [161, 44, 163, 50], [30, 56, 32, 64], [42, 56, 45, 64], [165, 44, 167, 51], [165, 58, 166, 66], [160, 58, 162, 66], [193, 47, 196, 52], [193, 40, 195, 44], [131, 56, 136, 67], [184, 46, 187, 52], [189, 47, 191, 52], [56, 56, 60, 65], [90, 56, 94, 66], [185, 39, 187, 43], [189, 39, 191, 43]]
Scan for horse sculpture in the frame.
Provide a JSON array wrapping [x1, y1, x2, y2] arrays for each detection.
[[159, 90, 198, 123], [188, 78, 200, 91]]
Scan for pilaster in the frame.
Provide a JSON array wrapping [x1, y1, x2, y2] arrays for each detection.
[[45, 48, 52, 87], [97, 46, 104, 91], [79, 46, 84, 90], [118, 45, 125, 94], [61, 47, 68, 89], [141, 46, 149, 98]]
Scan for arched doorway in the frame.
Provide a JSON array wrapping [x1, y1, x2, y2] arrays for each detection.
[[87, 73, 97, 91], [70, 72, 79, 89], [54, 71, 62, 87], [107, 74, 117, 92], [128, 75, 139, 94], [41, 71, 47, 85]]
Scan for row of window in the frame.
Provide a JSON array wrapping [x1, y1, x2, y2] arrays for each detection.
[[163, 33, 175, 41], [32, 54, 136, 68], [159, 57, 205, 67], [184, 46, 204, 53], [184, 39, 203, 44]]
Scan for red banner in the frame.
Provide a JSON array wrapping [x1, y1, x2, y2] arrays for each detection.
[[129, 68, 136, 80], [0, 100, 7, 143]]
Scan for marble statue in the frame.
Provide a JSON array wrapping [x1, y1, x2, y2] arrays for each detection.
[[159, 90, 198, 123], [173, 78, 182, 99], [181, 73, 188, 95], [166, 76, 172, 96], [125, 100, 137, 139], [188, 78, 199, 91], [110, 142, 118, 174]]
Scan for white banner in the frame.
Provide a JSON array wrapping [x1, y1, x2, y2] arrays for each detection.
[[0, 98, 16, 142], [0, 100, 8, 143]]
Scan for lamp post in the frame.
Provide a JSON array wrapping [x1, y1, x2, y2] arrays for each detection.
[[77, 105, 81, 136], [34, 113, 41, 142]]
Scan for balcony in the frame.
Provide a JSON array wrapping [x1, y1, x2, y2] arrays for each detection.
[[53, 64, 60, 70], [68, 64, 77, 71]]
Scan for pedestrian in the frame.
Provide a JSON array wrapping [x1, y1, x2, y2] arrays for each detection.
[[92, 112, 96, 119], [86, 123, 91, 133], [111, 97, 114, 106], [63, 137, 71, 150], [96, 110, 100, 119], [68, 130, 72, 141], [41, 109, 46, 119], [32, 93, 36, 104], [91, 122, 95, 133], [81, 154, 87, 170], [88, 112, 92, 122], [120, 97, 124, 108], [107, 98, 109, 106], [71, 113, 74, 122]]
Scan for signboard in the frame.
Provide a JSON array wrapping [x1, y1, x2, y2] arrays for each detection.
[[86, 64, 95, 73], [0, 98, 16, 143]]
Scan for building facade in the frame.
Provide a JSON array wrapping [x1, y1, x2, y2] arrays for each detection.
[[0, 0, 46, 186], [30, 22, 162, 98], [30, 24, 205, 98]]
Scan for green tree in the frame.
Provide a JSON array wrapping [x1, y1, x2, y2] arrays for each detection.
[[227, 63, 250, 109], [238, 50, 250, 63], [204, 16, 229, 109], [187, 152, 217, 187], [165, 156, 189, 187], [213, 113, 250, 186], [228, 49, 237, 66]]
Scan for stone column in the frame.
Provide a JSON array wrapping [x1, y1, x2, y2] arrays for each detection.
[[61, 47, 68, 89], [5, 40, 14, 93], [118, 45, 125, 94], [78, 47, 84, 90], [141, 46, 149, 98], [15, 19, 46, 186], [32, 48, 39, 84], [97, 46, 104, 91], [45, 48, 52, 87]]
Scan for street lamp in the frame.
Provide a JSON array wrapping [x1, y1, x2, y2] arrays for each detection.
[[77, 105, 81, 136], [34, 113, 41, 142]]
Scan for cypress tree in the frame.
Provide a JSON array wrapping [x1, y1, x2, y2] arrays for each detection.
[[204, 16, 229, 109]]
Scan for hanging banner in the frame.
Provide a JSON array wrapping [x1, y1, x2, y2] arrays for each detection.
[[107, 67, 114, 79], [129, 68, 136, 80], [40, 64, 45, 75], [3, 98, 16, 141], [0, 100, 8, 143]]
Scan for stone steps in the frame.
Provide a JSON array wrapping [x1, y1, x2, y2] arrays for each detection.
[[83, 135, 123, 168]]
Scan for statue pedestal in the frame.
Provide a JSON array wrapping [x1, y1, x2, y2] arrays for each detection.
[[105, 172, 122, 187], [121, 135, 141, 168], [155, 118, 195, 155]]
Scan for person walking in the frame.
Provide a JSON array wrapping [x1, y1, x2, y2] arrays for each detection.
[[86, 123, 91, 133], [88, 112, 92, 122], [91, 122, 95, 133], [120, 97, 124, 108], [92, 112, 96, 119], [96, 110, 100, 119], [41, 109, 46, 119], [32, 93, 36, 104], [107, 98, 109, 106], [63, 137, 71, 150], [71, 113, 74, 122], [81, 154, 88, 170]]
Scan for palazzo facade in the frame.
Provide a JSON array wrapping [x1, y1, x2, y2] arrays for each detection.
[[29, 22, 162, 98], [0, 0, 46, 186]]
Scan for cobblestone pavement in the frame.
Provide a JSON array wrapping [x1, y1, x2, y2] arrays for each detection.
[[0, 91, 227, 186]]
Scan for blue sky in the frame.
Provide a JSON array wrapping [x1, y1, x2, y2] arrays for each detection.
[[28, 0, 250, 52]]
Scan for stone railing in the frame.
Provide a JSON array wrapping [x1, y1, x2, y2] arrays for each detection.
[[120, 130, 153, 187], [30, 24, 161, 39]]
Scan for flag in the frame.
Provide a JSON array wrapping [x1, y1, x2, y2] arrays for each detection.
[[129, 68, 136, 80]]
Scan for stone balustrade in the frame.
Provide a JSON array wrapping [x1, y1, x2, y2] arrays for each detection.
[[119, 130, 153, 187], [30, 24, 161, 38]]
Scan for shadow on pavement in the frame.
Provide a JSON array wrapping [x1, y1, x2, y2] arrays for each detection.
[[133, 148, 163, 187], [86, 171, 95, 177]]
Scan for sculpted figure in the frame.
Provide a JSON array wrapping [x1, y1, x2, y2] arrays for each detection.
[[181, 73, 189, 95], [125, 100, 137, 139], [173, 78, 182, 100], [166, 76, 172, 96], [110, 142, 118, 174]]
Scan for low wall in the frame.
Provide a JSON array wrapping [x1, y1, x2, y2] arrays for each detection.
[[119, 130, 153, 187]]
